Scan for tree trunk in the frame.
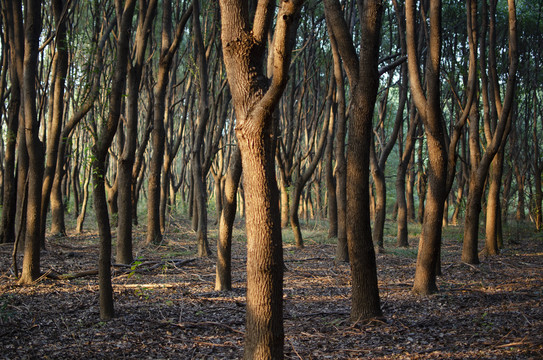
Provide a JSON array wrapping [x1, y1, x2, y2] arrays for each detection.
[[76, 164, 91, 234], [192, 0, 211, 257], [40, 0, 69, 246], [219, 1, 303, 357], [484, 143, 506, 255], [93, 0, 137, 319], [19, 0, 44, 285], [146, 1, 192, 245], [215, 146, 242, 291], [407, 0, 448, 295], [326, 20, 348, 263], [325, 0, 384, 321], [396, 107, 418, 247], [0, 0, 22, 244]]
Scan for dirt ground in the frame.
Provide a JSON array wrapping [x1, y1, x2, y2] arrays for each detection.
[[1, 219, 542, 359]]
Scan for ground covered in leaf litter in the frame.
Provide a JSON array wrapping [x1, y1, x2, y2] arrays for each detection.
[[0, 219, 542, 359]]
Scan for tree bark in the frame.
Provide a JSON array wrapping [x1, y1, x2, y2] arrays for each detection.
[[219, 1, 303, 357], [40, 0, 69, 245], [0, 0, 23, 245], [18, 0, 44, 285], [146, 1, 192, 245], [215, 146, 242, 291], [117, 0, 157, 264], [325, 0, 384, 321], [407, 0, 448, 295], [92, 0, 137, 319]]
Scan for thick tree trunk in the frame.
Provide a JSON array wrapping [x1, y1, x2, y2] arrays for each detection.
[[219, 0, 303, 356]]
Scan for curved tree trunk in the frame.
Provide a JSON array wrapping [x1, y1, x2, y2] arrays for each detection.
[[484, 144, 506, 255], [396, 107, 418, 247], [93, 0, 137, 319], [215, 146, 242, 291], [325, 0, 384, 322], [407, 0, 448, 295]]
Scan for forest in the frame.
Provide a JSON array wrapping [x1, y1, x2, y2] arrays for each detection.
[[0, 0, 542, 358]]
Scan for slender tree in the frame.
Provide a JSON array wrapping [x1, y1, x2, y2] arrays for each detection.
[[324, 0, 384, 321], [407, 0, 448, 295], [92, 0, 137, 319], [18, 0, 43, 285]]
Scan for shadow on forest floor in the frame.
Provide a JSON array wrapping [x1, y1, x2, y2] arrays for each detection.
[[0, 218, 542, 359]]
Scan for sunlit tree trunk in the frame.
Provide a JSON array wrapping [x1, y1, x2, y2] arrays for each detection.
[[407, 0, 448, 295], [219, 1, 303, 357]]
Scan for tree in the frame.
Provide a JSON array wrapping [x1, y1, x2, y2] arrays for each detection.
[[324, 0, 384, 321], [39, 0, 71, 245], [461, 0, 518, 264], [146, 0, 193, 246], [407, 0, 447, 295], [18, 0, 44, 285], [0, 0, 24, 246], [219, 0, 303, 357], [91, 0, 137, 320], [116, 0, 158, 264]]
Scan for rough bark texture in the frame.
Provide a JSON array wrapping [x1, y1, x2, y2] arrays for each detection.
[[219, 1, 303, 358]]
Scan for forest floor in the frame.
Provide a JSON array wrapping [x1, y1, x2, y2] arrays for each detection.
[[0, 217, 542, 359]]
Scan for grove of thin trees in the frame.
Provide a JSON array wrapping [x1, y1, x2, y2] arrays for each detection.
[[1, 0, 541, 358]]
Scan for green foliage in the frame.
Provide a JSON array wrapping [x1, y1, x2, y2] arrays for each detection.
[[128, 257, 144, 279]]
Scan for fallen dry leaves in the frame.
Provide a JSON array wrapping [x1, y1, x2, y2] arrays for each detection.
[[0, 220, 541, 359]]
